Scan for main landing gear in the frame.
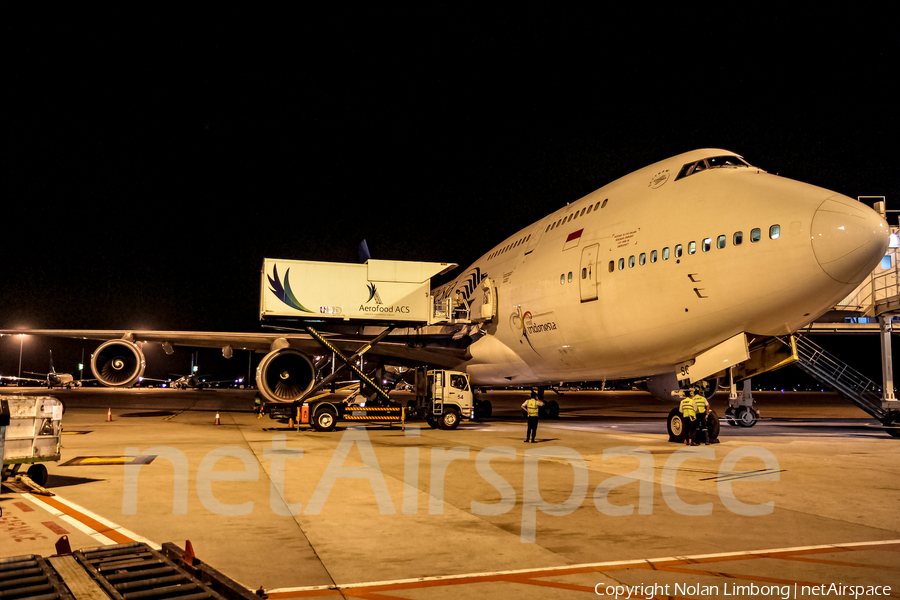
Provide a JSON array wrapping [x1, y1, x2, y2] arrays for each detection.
[[726, 376, 758, 427], [517, 388, 560, 419]]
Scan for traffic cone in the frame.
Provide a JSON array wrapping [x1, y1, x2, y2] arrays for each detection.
[[107, 408, 112, 422], [215, 412, 221, 426]]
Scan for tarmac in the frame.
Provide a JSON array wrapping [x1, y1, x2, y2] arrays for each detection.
[[2, 387, 899, 599]]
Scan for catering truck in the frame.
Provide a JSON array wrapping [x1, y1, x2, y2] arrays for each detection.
[[267, 367, 476, 431]]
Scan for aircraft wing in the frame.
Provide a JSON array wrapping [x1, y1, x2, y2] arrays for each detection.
[[1, 375, 45, 384], [0, 329, 470, 369]]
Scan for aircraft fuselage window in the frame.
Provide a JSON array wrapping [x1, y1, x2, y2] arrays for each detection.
[[629, 256, 635, 268], [580, 208, 586, 217], [663, 247, 670, 260], [568, 271, 573, 282], [639, 253, 646, 265], [560, 274, 565, 285], [734, 231, 743, 245], [675, 244, 683, 258], [751, 228, 761, 242], [717, 235, 726, 249], [688, 241, 697, 255], [651, 250, 657, 263], [587, 205, 593, 215], [608, 260, 615, 272], [769, 225, 780, 239], [618, 258, 625, 270], [702, 238, 711, 252], [601, 199, 608, 208]]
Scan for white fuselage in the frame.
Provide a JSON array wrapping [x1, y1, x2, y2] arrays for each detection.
[[434, 149, 890, 386]]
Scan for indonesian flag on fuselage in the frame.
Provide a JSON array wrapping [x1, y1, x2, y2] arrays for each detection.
[[563, 228, 583, 251]]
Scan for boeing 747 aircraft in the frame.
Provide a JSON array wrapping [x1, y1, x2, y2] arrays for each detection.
[[1, 150, 890, 432]]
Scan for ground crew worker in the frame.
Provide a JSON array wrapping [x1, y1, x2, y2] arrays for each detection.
[[692, 390, 710, 445], [679, 390, 698, 446], [521, 388, 545, 443]]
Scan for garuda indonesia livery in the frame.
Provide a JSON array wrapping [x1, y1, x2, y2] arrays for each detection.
[[1, 150, 889, 425]]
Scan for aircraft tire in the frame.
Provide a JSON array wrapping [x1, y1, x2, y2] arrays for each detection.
[[475, 399, 492, 419], [546, 400, 560, 419], [311, 406, 337, 432], [735, 406, 758, 427], [707, 409, 721, 440], [27, 463, 49, 487], [667, 407, 686, 443], [439, 407, 461, 430]]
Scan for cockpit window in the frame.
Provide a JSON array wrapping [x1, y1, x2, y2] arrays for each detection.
[[676, 155, 751, 180]]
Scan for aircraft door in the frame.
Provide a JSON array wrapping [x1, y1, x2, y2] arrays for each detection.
[[523, 222, 545, 255], [579, 244, 599, 302]]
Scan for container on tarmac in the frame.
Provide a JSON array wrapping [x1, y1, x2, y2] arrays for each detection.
[[260, 258, 456, 324], [0, 395, 63, 487]]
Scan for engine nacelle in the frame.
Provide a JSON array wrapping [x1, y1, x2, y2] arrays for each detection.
[[256, 348, 316, 403], [91, 339, 146, 387], [646, 372, 720, 401], [645, 372, 682, 402]]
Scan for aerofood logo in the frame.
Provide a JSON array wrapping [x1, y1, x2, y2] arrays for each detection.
[[367, 282, 383, 304], [360, 282, 412, 315], [268, 264, 313, 313], [510, 306, 557, 354]]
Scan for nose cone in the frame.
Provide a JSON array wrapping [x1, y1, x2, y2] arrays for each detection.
[[811, 196, 890, 284]]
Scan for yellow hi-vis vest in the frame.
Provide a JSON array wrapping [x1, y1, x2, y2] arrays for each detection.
[[526, 398, 540, 417], [679, 397, 696, 419], [692, 395, 707, 414]]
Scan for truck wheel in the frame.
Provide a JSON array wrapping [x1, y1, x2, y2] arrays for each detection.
[[312, 406, 337, 432], [27, 464, 49, 487], [425, 414, 439, 428], [439, 407, 461, 430]]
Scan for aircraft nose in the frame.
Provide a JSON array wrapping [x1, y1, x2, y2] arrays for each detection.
[[810, 196, 890, 284]]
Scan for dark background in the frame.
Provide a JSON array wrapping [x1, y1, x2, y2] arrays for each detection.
[[3, 10, 897, 386]]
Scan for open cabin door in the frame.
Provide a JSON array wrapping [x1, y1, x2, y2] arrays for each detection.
[[579, 244, 599, 302]]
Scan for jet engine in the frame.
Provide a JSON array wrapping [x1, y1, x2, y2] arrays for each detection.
[[645, 372, 682, 402], [256, 347, 316, 402], [91, 339, 146, 387]]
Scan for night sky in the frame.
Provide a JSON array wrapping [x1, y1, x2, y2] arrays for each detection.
[[3, 12, 898, 384]]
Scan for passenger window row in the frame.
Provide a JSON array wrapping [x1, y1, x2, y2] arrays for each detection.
[[545, 198, 609, 234], [608, 225, 781, 272], [489, 198, 613, 263], [487, 233, 532, 261]]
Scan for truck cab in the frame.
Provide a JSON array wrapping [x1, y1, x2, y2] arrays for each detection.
[[418, 368, 474, 430]]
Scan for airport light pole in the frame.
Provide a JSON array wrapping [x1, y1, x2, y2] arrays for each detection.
[[17, 335, 25, 382]]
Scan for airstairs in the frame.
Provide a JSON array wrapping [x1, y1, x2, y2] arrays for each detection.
[[784, 197, 900, 432], [783, 333, 893, 424]]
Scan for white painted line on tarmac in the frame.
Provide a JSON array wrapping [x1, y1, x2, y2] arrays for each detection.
[[265, 538, 900, 594], [21, 493, 160, 549]]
